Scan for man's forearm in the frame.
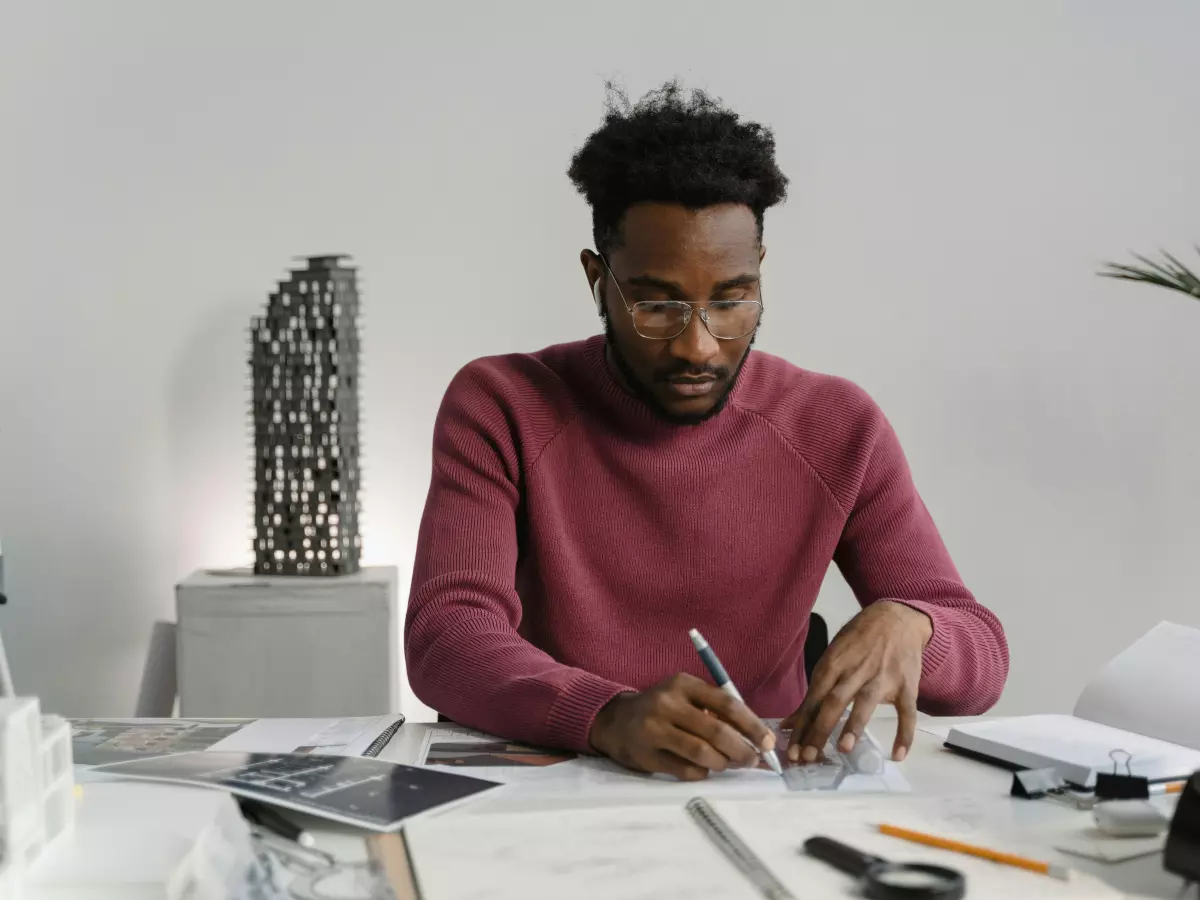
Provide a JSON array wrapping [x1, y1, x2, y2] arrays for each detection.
[[900, 598, 1009, 715], [405, 582, 631, 752]]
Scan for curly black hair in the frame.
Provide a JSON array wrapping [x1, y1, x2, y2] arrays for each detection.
[[567, 80, 789, 254]]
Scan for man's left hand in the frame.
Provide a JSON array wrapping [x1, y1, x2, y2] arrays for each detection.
[[781, 601, 932, 764]]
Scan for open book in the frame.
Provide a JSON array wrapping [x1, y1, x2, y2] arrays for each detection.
[[946, 621, 1200, 786], [400, 794, 1125, 899]]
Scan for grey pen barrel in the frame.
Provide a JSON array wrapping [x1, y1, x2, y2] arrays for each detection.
[[693, 641, 733, 691], [688, 628, 784, 776]]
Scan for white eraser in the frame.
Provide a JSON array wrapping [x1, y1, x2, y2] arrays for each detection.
[[1093, 800, 1168, 837]]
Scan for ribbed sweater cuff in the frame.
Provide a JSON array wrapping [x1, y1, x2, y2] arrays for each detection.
[[889, 598, 951, 680], [543, 672, 631, 754]]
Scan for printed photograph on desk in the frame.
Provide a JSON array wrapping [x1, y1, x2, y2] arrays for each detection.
[[425, 741, 575, 767], [90, 750, 501, 831], [418, 724, 575, 768], [69, 717, 252, 766]]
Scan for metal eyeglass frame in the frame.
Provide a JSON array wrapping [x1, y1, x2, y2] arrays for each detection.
[[598, 255, 763, 341]]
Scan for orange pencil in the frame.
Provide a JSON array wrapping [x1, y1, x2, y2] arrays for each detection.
[[877, 823, 1070, 881]]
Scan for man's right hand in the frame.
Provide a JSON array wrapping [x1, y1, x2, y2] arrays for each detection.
[[588, 673, 777, 781]]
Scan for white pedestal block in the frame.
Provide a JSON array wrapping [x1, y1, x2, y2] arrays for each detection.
[[175, 566, 400, 718]]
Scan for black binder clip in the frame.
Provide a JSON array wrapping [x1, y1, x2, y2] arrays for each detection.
[[1094, 749, 1150, 801], [1011, 767, 1093, 808], [1012, 767, 1067, 800]]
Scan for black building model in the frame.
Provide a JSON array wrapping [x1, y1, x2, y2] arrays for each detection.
[[251, 255, 362, 576]]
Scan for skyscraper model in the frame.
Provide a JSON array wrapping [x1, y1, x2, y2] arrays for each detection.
[[251, 255, 362, 575]]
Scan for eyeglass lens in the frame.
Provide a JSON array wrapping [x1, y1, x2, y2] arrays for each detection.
[[633, 301, 761, 340]]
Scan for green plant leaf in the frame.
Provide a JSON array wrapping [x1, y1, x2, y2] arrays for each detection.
[[1098, 247, 1200, 299], [1131, 254, 1184, 283], [1159, 251, 1200, 292]]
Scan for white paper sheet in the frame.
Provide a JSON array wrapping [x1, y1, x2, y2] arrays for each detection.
[[573, 755, 911, 797], [404, 795, 1125, 900], [1073, 620, 1200, 752], [408, 802, 755, 900], [209, 715, 404, 757], [415, 722, 910, 796], [1053, 829, 1166, 863], [917, 721, 956, 740]]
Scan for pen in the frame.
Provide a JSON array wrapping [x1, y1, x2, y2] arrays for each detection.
[[239, 797, 315, 848], [688, 628, 784, 776]]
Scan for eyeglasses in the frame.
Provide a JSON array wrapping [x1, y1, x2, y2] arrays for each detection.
[[600, 256, 763, 341]]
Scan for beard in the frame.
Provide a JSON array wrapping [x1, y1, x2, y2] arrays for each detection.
[[603, 315, 756, 426]]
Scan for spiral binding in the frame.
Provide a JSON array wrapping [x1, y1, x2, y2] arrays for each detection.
[[685, 798, 796, 900], [362, 717, 406, 758]]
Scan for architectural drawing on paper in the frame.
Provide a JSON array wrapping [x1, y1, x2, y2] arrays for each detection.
[[69, 718, 249, 766], [251, 255, 363, 576]]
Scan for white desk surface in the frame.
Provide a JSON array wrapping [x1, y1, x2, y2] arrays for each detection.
[[370, 712, 1186, 899], [46, 713, 1183, 899]]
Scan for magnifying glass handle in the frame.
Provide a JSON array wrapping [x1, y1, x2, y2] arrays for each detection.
[[803, 836, 886, 878]]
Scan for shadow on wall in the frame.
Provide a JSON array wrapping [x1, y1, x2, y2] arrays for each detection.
[[5, 525, 168, 716], [166, 300, 261, 573]]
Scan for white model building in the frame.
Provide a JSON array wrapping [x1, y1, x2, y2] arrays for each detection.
[[0, 698, 74, 897]]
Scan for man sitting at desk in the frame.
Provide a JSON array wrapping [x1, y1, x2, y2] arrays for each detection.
[[405, 81, 1009, 781]]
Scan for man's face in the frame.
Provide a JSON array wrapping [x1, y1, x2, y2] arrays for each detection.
[[585, 202, 764, 424]]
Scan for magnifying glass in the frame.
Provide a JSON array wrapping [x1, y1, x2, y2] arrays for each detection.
[[803, 836, 966, 900]]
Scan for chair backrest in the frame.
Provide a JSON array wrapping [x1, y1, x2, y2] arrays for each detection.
[[135, 620, 178, 717], [436, 613, 833, 724], [803, 612, 829, 684]]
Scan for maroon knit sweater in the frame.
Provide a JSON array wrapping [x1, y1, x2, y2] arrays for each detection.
[[405, 335, 1008, 753]]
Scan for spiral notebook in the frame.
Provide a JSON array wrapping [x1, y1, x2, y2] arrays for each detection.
[[206, 714, 406, 757]]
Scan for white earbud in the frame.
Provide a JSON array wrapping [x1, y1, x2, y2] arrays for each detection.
[[593, 279, 604, 315]]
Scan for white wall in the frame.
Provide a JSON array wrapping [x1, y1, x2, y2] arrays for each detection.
[[2, 1, 1198, 721]]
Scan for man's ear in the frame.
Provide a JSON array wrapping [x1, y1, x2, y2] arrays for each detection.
[[759, 245, 767, 264], [580, 249, 606, 318]]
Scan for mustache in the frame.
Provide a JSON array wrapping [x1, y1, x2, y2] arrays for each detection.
[[653, 362, 730, 383]]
